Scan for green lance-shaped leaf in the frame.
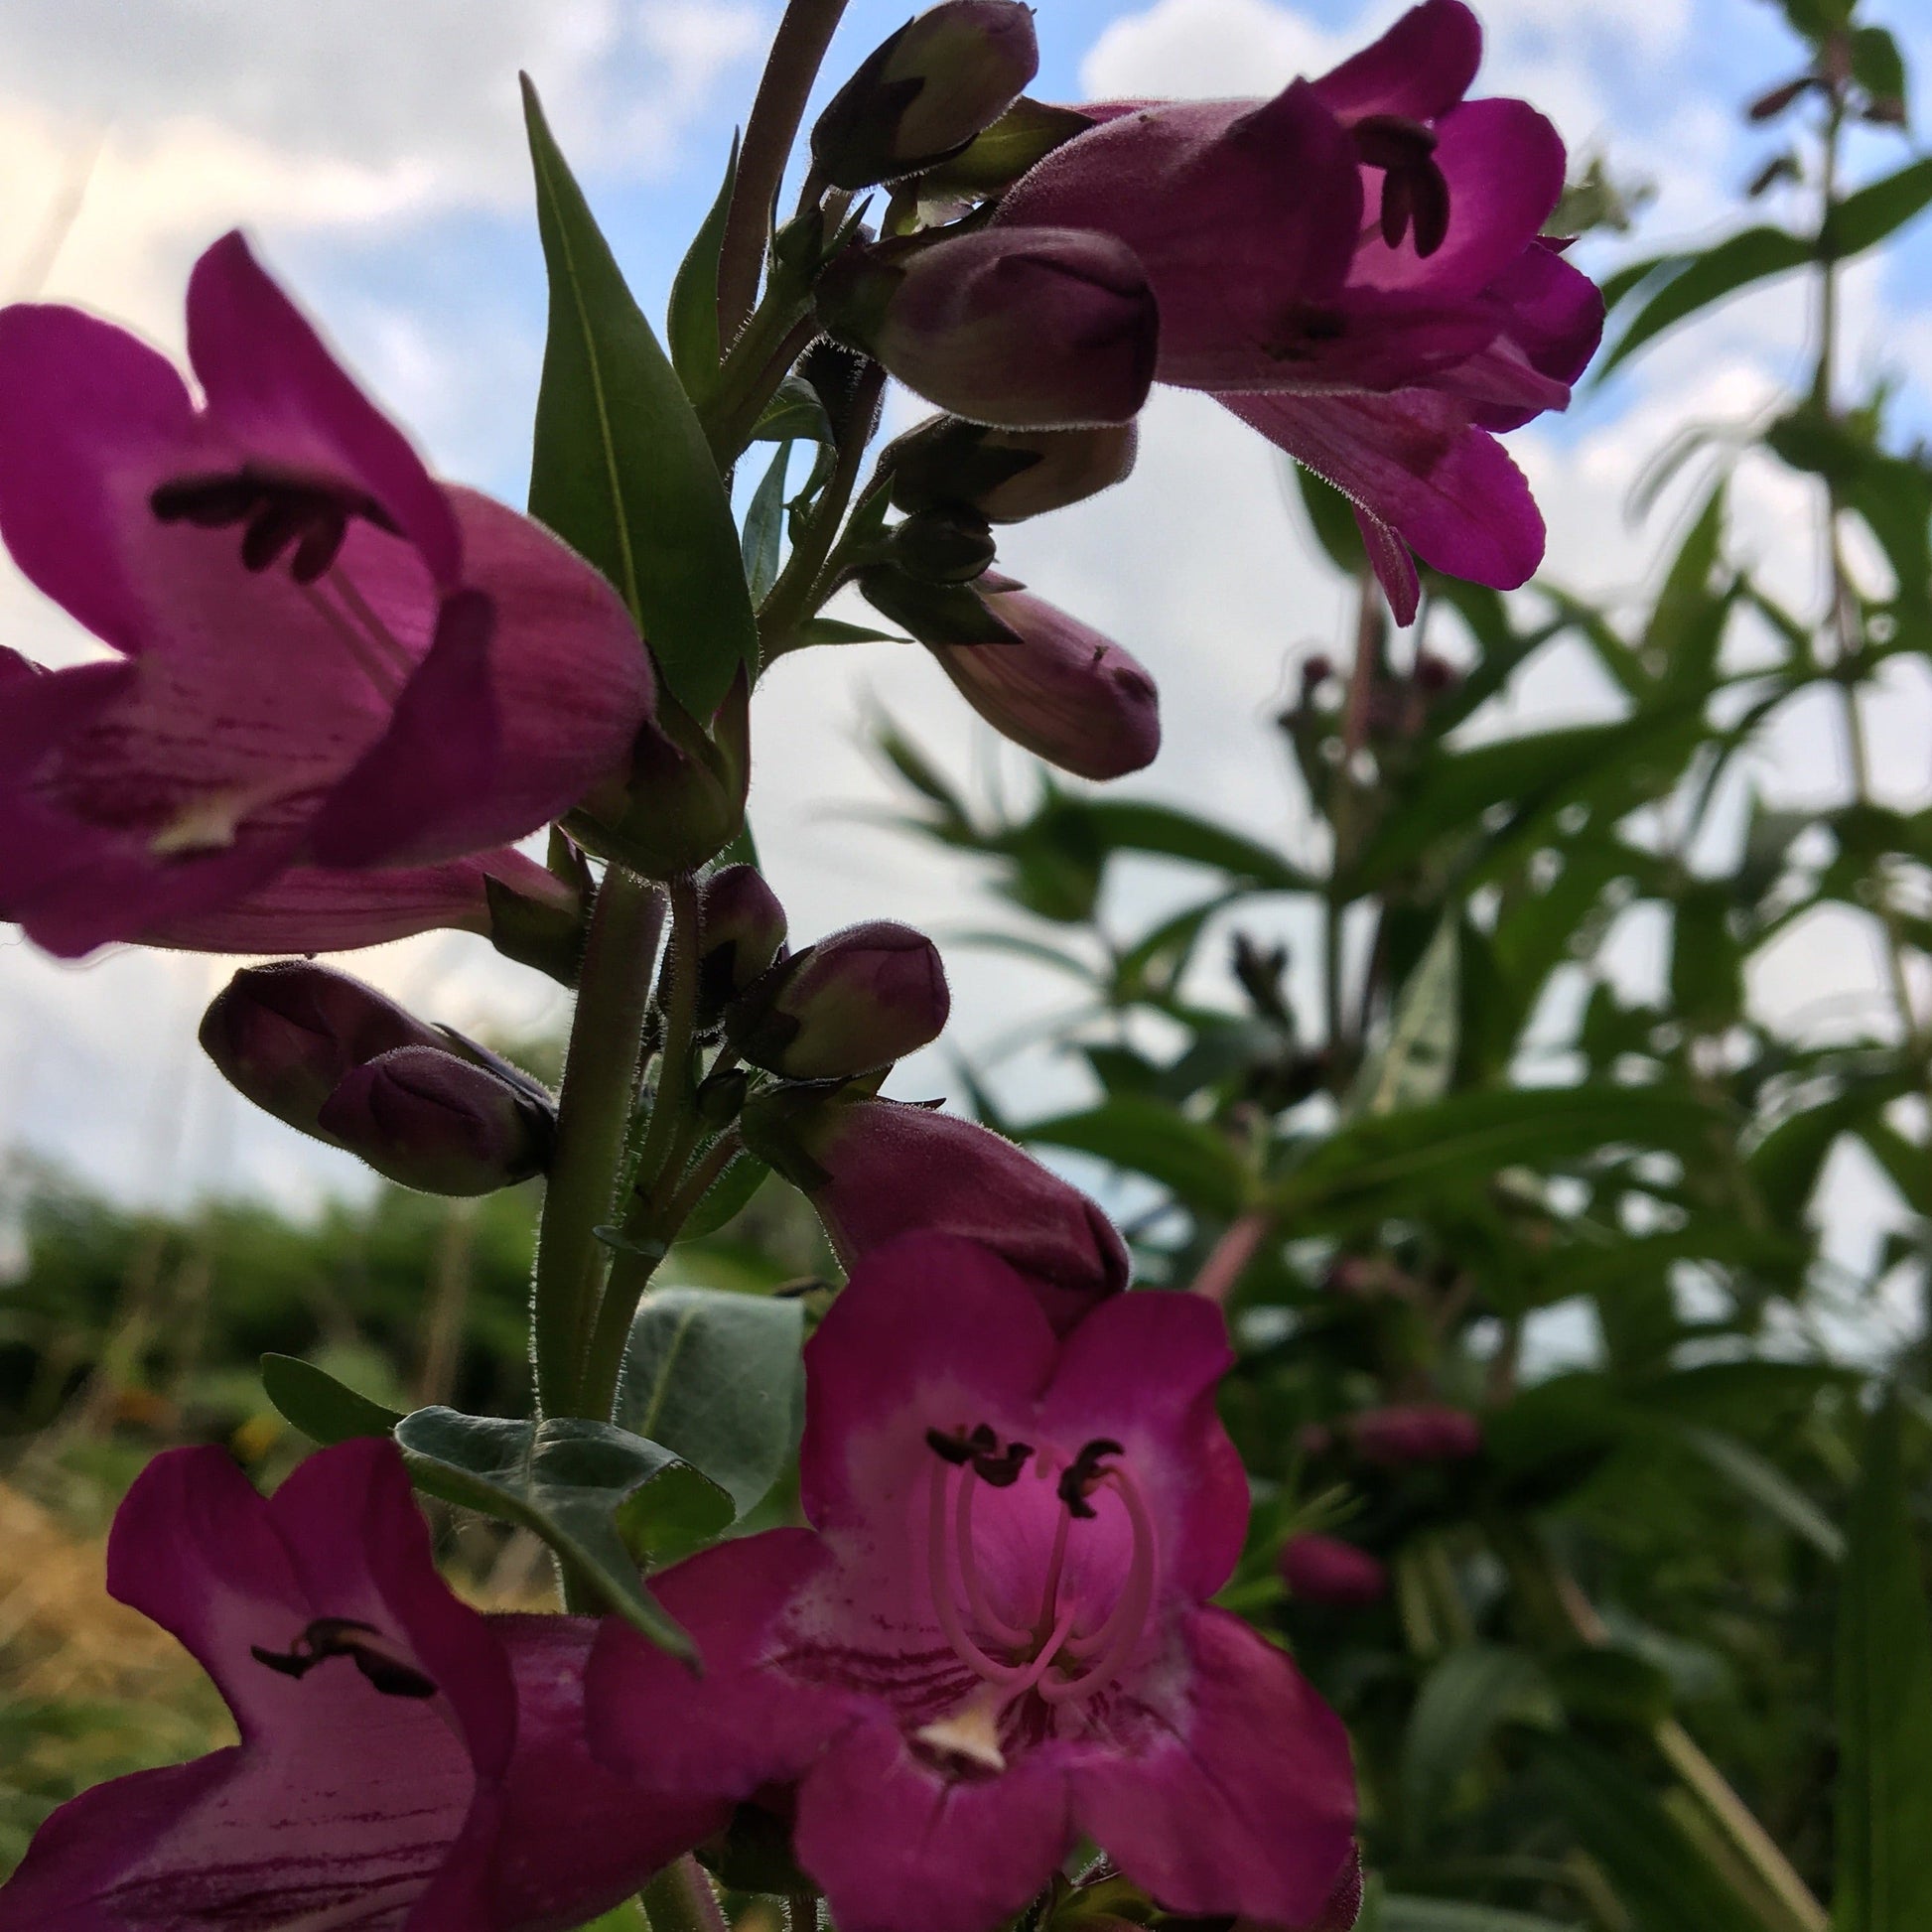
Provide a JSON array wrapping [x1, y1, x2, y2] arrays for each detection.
[[1594, 226, 1812, 380], [619, 1286, 806, 1518], [260, 1353, 405, 1445], [392, 1407, 732, 1661], [1822, 158, 1932, 262], [1022, 1097, 1254, 1216], [667, 133, 738, 399], [521, 77, 759, 717], [741, 440, 793, 603], [1349, 912, 1459, 1120], [1833, 1391, 1932, 1932], [1381, 1900, 1583, 1932], [1400, 1644, 1550, 1852]]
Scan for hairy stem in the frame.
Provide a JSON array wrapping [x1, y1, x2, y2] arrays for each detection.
[[639, 1858, 730, 1932], [718, 0, 852, 343], [530, 866, 664, 1419]]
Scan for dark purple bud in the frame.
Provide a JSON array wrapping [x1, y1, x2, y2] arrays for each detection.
[[1348, 1403, 1483, 1465], [728, 920, 949, 1079], [739, 1089, 1129, 1334], [317, 1045, 553, 1196], [887, 415, 1138, 523], [810, 0, 1039, 191], [697, 865, 789, 1021], [1413, 652, 1456, 694], [885, 506, 999, 584], [918, 575, 1161, 780], [1747, 73, 1815, 121], [1302, 653, 1335, 688], [818, 228, 1158, 430], [201, 961, 442, 1138], [1279, 1534, 1388, 1608]]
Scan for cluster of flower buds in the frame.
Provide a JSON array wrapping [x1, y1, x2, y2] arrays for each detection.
[[201, 962, 554, 1195]]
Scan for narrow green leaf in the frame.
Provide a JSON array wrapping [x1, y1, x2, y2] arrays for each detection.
[[667, 134, 737, 397], [1595, 226, 1811, 379], [1382, 1901, 1581, 1932], [677, 1147, 771, 1239], [260, 1353, 403, 1445], [1834, 1392, 1932, 1932], [752, 374, 835, 445], [1350, 913, 1459, 1118], [392, 1407, 731, 1659], [1676, 1423, 1846, 1561], [1824, 158, 1932, 261], [1022, 1098, 1252, 1215], [742, 440, 792, 603], [522, 76, 759, 717], [1075, 799, 1318, 892], [1401, 1645, 1549, 1851], [619, 1286, 806, 1517]]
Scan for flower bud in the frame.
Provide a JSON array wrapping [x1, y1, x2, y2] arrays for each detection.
[[818, 228, 1158, 430], [316, 1045, 554, 1196], [697, 865, 789, 1021], [888, 416, 1139, 524], [884, 506, 998, 584], [201, 961, 442, 1138], [1279, 1534, 1388, 1608], [740, 1089, 1128, 1334], [1348, 1403, 1483, 1466], [900, 574, 1161, 780], [810, 1, 1039, 191], [728, 921, 949, 1079]]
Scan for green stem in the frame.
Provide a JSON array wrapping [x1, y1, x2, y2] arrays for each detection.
[[663, 1130, 747, 1233], [639, 1857, 730, 1932], [530, 866, 664, 1419], [633, 874, 705, 1200], [759, 362, 889, 653], [717, 0, 852, 342], [700, 303, 818, 465]]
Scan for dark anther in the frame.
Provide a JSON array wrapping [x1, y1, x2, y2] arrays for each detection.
[[927, 1426, 980, 1465], [971, 1440, 1033, 1488], [1352, 114, 1451, 258], [1056, 1438, 1125, 1519], [250, 1616, 439, 1700], [151, 468, 399, 585]]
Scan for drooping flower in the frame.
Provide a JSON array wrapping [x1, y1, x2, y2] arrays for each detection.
[[740, 1089, 1130, 1334], [0, 231, 652, 958], [588, 1234, 1356, 1932], [0, 1439, 725, 1932], [974, 0, 1601, 621]]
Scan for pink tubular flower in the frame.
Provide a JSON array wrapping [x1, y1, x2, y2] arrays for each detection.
[[741, 1088, 1130, 1334], [1348, 1402, 1483, 1464], [0, 231, 652, 958], [0, 1439, 725, 1932], [992, 0, 1602, 621], [1280, 1534, 1389, 1609], [588, 1234, 1357, 1932]]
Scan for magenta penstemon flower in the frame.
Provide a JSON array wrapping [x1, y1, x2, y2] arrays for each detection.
[[588, 1234, 1356, 1932], [0, 1439, 724, 1931], [0, 231, 652, 957]]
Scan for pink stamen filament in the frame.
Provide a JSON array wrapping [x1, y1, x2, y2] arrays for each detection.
[[954, 1470, 1031, 1647], [329, 567, 421, 682], [299, 579, 407, 701], [1041, 1466, 1158, 1704], [926, 1461, 1039, 1690]]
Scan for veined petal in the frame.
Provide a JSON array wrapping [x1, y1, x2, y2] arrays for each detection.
[[187, 231, 463, 586], [1311, 0, 1482, 123], [1072, 1607, 1357, 1927]]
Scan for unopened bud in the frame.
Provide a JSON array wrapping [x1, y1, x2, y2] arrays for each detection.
[[728, 921, 949, 1079], [580, 680, 750, 881], [1280, 1534, 1388, 1608], [810, 1, 1039, 191], [1413, 652, 1456, 694], [900, 573, 1161, 780], [697, 865, 789, 1021], [886, 506, 998, 583], [201, 962, 441, 1138], [818, 228, 1158, 430], [317, 1045, 553, 1196], [888, 415, 1138, 523], [1348, 1403, 1483, 1465], [740, 1089, 1128, 1334]]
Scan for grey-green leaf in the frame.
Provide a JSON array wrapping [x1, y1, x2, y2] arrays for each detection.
[[620, 1286, 806, 1517], [1349, 913, 1459, 1119], [261, 1353, 404, 1445], [392, 1406, 731, 1659], [522, 76, 759, 718], [1834, 1391, 1932, 1932]]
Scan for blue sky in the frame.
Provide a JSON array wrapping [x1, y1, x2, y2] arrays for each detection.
[[0, 0, 1929, 1238]]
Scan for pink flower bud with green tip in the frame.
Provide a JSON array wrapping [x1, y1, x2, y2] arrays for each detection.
[[1280, 1534, 1390, 1608], [697, 864, 790, 1020], [740, 1088, 1129, 1335], [818, 228, 1158, 430], [0, 1440, 727, 1932], [200, 959, 444, 1138], [811, 0, 1039, 190], [0, 232, 654, 958], [1348, 1402, 1483, 1464], [729, 920, 949, 1079], [318, 1044, 554, 1196], [587, 1234, 1357, 1932], [993, 0, 1602, 621]]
